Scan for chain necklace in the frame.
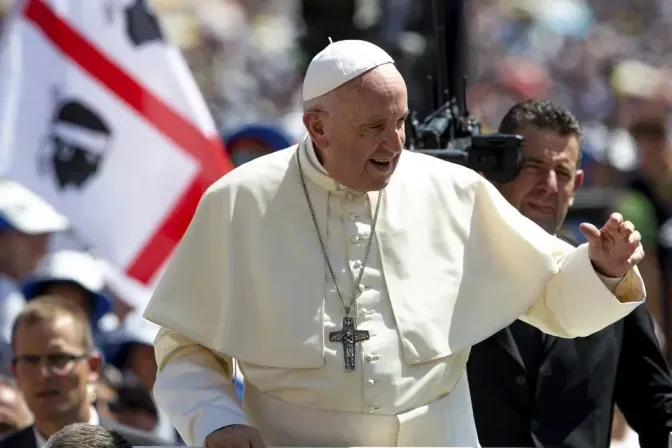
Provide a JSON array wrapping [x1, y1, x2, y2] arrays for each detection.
[[297, 152, 383, 370]]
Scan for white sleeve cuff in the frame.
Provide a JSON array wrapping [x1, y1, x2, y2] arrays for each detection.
[[595, 272, 625, 293], [153, 357, 249, 446]]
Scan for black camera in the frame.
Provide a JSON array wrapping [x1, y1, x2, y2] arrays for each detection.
[[405, 0, 523, 184], [407, 104, 523, 184]]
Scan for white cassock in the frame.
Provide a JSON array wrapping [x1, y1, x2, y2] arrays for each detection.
[[144, 137, 646, 447]]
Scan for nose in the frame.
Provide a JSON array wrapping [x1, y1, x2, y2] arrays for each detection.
[[537, 169, 558, 195], [383, 125, 405, 153], [37, 361, 55, 378]]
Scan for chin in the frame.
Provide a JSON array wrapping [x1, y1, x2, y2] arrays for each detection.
[[366, 175, 393, 191]]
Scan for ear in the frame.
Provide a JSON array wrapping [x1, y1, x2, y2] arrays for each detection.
[[302, 110, 329, 148], [574, 169, 584, 192], [87, 352, 102, 383], [569, 169, 584, 207]]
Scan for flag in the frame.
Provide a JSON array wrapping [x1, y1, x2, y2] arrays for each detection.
[[0, 0, 233, 285]]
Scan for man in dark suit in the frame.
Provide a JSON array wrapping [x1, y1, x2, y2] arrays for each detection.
[[467, 99, 672, 448], [0, 296, 168, 447]]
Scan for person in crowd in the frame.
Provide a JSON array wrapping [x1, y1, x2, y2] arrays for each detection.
[[108, 384, 158, 433], [0, 296, 168, 447], [21, 250, 113, 338], [144, 40, 645, 447], [0, 180, 69, 375], [0, 374, 31, 437], [618, 119, 672, 351], [105, 311, 181, 443], [467, 99, 672, 448], [44, 423, 132, 448], [224, 123, 295, 167], [106, 311, 158, 392]]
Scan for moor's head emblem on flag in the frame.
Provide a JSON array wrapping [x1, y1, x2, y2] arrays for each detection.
[[124, 0, 163, 47], [38, 99, 113, 190]]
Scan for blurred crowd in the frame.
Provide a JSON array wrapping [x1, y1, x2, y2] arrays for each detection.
[[0, 0, 671, 446]]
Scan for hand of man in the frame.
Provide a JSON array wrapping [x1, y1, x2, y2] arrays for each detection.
[[204, 424, 266, 448], [579, 212, 645, 278]]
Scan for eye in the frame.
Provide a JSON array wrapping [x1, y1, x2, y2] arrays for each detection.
[[556, 169, 572, 179], [47, 354, 74, 369], [58, 144, 75, 160], [85, 152, 99, 164], [523, 162, 542, 172]]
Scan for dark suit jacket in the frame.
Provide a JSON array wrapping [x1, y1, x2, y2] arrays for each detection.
[[0, 417, 170, 447], [467, 302, 672, 448]]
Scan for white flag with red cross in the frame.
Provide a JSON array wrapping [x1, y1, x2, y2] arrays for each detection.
[[0, 0, 233, 285]]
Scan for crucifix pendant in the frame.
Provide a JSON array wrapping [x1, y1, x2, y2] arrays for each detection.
[[329, 315, 370, 371]]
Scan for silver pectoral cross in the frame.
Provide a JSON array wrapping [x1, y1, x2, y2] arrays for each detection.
[[329, 315, 370, 371]]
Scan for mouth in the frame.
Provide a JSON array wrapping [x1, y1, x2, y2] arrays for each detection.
[[368, 155, 398, 172], [35, 390, 59, 399], [527, 201, 555, 215]]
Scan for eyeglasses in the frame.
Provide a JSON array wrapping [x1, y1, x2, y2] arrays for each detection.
[[12, 353, 90, 374]]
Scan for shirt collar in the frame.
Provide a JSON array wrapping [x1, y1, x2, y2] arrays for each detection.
[[33, 407, 100, 447], [298, 135, 366, 197]]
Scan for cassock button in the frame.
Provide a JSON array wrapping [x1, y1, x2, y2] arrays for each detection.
[[515, 375, 527, 386], [358, 284, 365, 292], [368, 406, 379, 413], [351, 236, 359, 243], [347, 193, 355, 200], [353, 260, 362, 269], [367, 379, 376, 387], [348, 213, 357, 221], [366, 354, 380, 362], [530, 420, 540, 431]]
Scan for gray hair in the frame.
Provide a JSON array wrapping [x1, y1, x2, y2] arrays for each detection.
[[44, 423, 132, 448]]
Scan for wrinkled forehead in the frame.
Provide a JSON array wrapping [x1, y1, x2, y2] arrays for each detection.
[[521, 127, 580, 162], [14, 315, 84, 351], [338, 66, 407, 117]]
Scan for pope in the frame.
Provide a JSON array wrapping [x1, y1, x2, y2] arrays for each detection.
[[143, 40, 646, 447]]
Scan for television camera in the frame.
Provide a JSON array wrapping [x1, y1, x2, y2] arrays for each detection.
[[406, 0, 523, 184]]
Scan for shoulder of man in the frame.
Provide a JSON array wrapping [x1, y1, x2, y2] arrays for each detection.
[[100, 418, 171, 446], [206, 144, 297, 197], [0, 426, 35, 447]]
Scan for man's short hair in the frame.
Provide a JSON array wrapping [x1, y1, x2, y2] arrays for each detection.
[[44, 423, 132, 448], [498, 99, 583, 167], [11, 295, 94, 352]]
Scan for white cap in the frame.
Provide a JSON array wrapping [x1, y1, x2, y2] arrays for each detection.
[[28, 250, 105, 294], [302, 39, 394, 102], [0, 180, 69, 234], [22, 249, 113, 323]]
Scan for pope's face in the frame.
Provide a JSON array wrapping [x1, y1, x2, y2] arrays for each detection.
[[304, 64, 409, 192], [498, 125, 584, 234]]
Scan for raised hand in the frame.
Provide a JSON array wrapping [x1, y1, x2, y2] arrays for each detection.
[[579, 213, 645, 278]]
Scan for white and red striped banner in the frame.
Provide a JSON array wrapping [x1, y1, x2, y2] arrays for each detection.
[[0, 0, 233, 285]]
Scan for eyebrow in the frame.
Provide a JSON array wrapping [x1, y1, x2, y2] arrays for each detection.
[[524, 156, 572, 168], [360, 112, 410, 128]]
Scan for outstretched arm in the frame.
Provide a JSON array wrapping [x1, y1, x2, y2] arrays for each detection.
[[472, 178, 646, 338]]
